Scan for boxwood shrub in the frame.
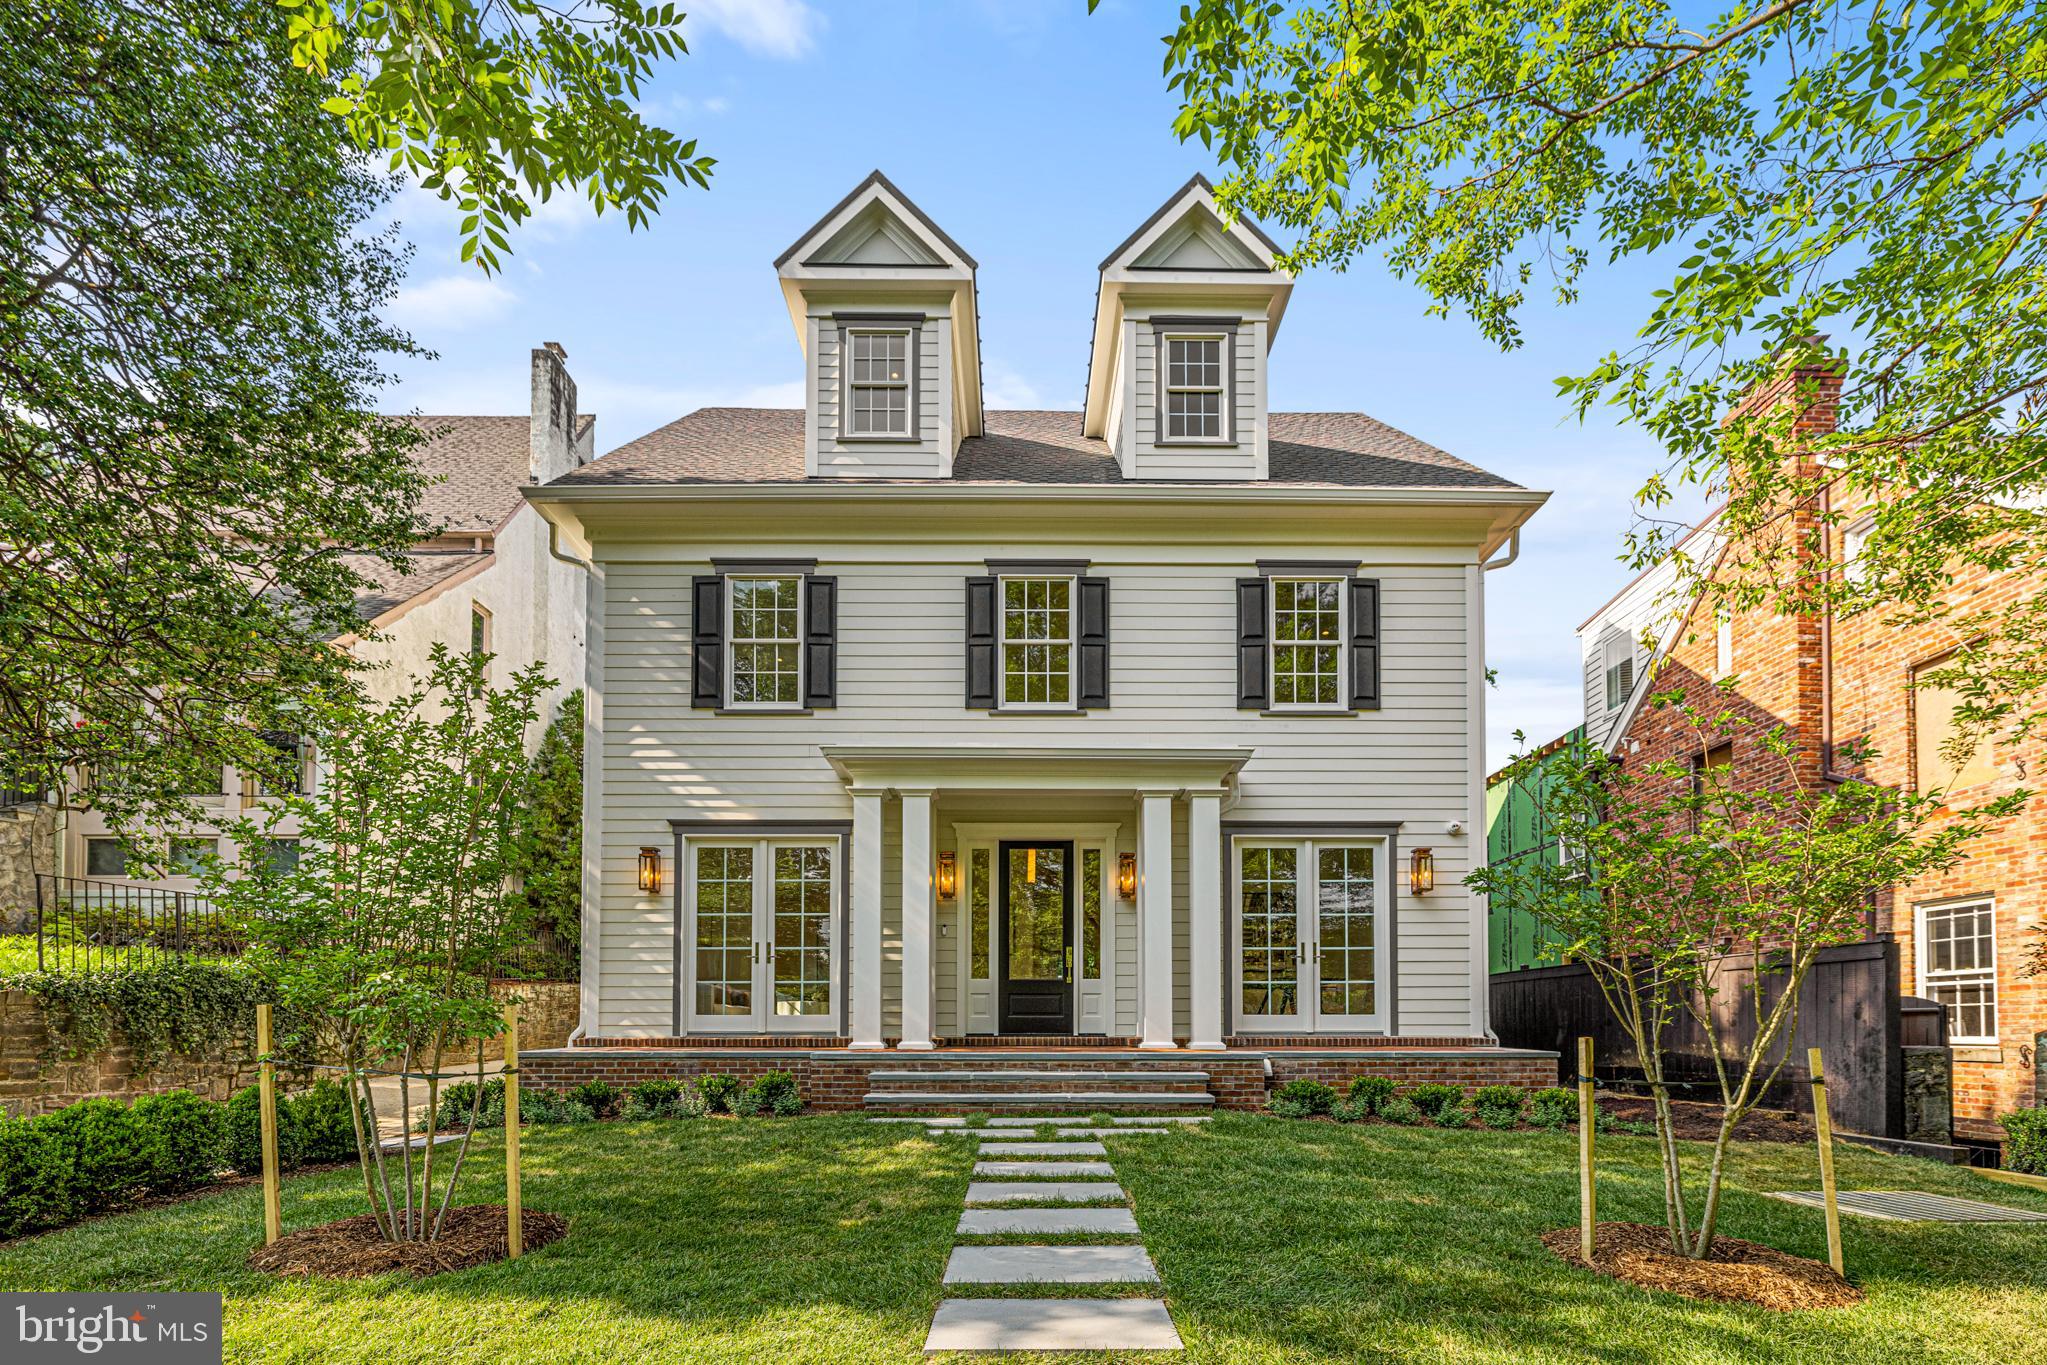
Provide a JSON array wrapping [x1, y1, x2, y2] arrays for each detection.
[[224, 1083, 302, 1175], [132, 1090, 226, 1194], [2001, 1107, 2047, 1174], [1345, 1075, 1397, 1115], [289, 1080, 363, 1163], [41, 1098, 154, 1212], [0, 1116, 77, 1238], [1269, 1078, 1338, 1118], [1403, 1083, 1463, 1120], [698, 1074, 743, 1114]]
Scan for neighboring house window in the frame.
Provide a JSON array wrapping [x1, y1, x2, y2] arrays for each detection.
[[469, 602, 492, 693], [1714, 610, 1734, 681], [1913, 658, 1998, 793], [846, 329, 910, 436], [1270, 578, 1344, 709], [170, 837, 216, 876], [1602, 644, 1634, 713], [85, 837, 126, 878], [727, 575, 803, 708], [1000, 576, 1075, 708], [1842, 515, 1874, 583], [1918, 898, 1997, 1044], [1691, 742, 1734, 831], [254, 733, 307, 797], [1163, 334, 1225, 440], [265, 838, 301, 876]]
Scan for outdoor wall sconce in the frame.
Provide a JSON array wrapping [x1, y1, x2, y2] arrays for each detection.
[[637, 846, 662, 895], [1409, 847, 1435, 896], [1117, 852, 1138, 900], [936, 850, 957, 901]]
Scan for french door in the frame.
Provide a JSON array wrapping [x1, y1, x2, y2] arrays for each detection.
[[684, 838, 839, 1033], [1234, 838, 1387, 1033]]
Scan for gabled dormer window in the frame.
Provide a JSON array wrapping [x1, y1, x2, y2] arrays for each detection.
[[1163, 333, 1227, 440], [844, 327, 912, 437]]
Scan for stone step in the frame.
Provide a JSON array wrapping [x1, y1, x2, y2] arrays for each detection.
[[965, 1180, 1125, 1205], [864, 1091, 1216, 1110], [866, 1116, 965, 1126], [866, 1069, 1209, 1083], [976, 1140, 1108, 1157], [942, 1244, 1160, 1285], [925, 1298, 1183, 1352], [982, 1115, 1098, 1126], [1114, 1115, 1211, 1125], [973, 1160, 1116, 1178], [958, 1206, 1141, 1236], [1056, 1126, 1173, 1138]]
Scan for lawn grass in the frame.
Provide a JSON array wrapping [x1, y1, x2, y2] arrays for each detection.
[[3, 1112, 2044, 1362]]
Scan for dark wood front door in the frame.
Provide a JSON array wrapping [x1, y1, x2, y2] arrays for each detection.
[[997, 840, 1074, 1034]]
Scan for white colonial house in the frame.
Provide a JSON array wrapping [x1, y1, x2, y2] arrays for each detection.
[[523, 173, 1556, 1109], [35, 346, 591, 911]]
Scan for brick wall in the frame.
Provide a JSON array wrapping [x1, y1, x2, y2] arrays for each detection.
[[520, 1045, 1558, 1112]]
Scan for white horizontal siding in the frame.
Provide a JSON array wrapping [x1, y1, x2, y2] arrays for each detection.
[[811, 312, 948, 477]]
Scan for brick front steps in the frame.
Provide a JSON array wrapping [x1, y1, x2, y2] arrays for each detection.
[[517, 1043, 1559, 1111]]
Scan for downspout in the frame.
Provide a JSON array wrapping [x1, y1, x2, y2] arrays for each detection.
[[543, 513, 595, 1042], [1481, 528, 1520, 573]]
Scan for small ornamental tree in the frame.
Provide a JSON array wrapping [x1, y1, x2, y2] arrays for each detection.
[[1468, 689, 2022, 1258], [207, 646, 550, 1244]]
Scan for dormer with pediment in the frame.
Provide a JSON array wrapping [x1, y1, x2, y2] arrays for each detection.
[[776, 171, 983, 478], [1083, 176, 1292, 481]]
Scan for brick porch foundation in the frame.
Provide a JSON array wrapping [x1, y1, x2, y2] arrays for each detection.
[[519, 1041, 1559, 1111]]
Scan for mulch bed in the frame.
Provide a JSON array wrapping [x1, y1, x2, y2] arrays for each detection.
[[248, 1205, 567, 1279], [1598, 1096, 1814, 1144], [1542, 1222, 1862, 1311]]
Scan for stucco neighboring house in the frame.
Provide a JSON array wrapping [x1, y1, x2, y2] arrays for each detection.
[[22, 344, 593, 916], [519, 171, 1556, 1112]]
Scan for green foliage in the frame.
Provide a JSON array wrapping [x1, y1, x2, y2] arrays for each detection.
[[697, 1075, 742, 1115], [39, 1099, 152, 1213], [289, 1081, 363, 1164], [131, 1091, 226, 1195], [1270, 1079, 1337, 1117], [1999, 1108, 2047, 1175], [0, 0, 432, 814], [624, 1081, 680, 1113], [746, 1071, 800, 1117], [566, 1081, 620, 1120], [728, 1089, 764, 1118], [1376, 1097, 1423, 1126], [434, 1078, 505, 1131], [0, 960, 289, 1073], [508, 691, 583, 966], [0, 1116, 76, 1238], [1472, 1086, 1527, 1130], [277, 1, 715, 273], [1527, 1088, 1577, 1130], [1434, 1103, 1472, 1130], [1345, 1075, 1396, 1115], [223, 1084, 302, 1176], [1403, 1085, 1464, 1120], [1329, 1098, 1371, 1124]]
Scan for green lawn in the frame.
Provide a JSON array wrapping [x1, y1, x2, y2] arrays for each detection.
[[2, 1114, 2043, 1363]]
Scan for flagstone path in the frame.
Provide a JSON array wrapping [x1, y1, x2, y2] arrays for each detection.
[[873, 1113, 1206, 1353]]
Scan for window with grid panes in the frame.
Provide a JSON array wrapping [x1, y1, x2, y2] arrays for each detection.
[[1919, 899, 1997, 1043], [1270, 578, 1344, 708], [1000, 576, 1074, 707], [1164, 335, 1224, 439], [727, 576, 802, 707], [847, 330, 910, 435]]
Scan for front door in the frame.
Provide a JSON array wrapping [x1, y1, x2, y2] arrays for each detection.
[[998, 840, 1073, 1034]]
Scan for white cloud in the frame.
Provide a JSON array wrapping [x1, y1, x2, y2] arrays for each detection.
[[385, 274, 518, 332], [702, 96, 732, 115], [983, 361, 1071, 411], [689, 0, 824, 59]]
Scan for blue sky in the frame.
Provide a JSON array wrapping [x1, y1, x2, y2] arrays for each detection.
[[378, 0, 1699, 768]]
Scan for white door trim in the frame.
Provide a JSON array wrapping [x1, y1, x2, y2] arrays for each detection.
[[679, 833, 843, 1034], [952, 821, 1121, 1037]]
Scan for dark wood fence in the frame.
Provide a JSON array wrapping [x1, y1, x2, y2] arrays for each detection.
[[1490, 939, 1905, 1138]]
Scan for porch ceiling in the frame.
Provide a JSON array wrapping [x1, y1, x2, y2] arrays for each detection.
[[818, 744, 1252, 795]]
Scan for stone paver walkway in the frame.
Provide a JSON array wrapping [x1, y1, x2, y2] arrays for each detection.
[[905, 1116, 1189, 1353]]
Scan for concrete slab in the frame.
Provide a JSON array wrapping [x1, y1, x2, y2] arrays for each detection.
[[925, 1298, 1181, 1352], [972, 1160, 1116, 1178], [958, 1206, 1141, 1235], [1113, 1115, 1211, 1125], [1055, 1127, 1169, 1139], [982, 1116, 1095, 1126], [965, 1180, 1125, 1205], [869, 1116, 964, 1126], [976, 1140, 1107, 1157], [943, 1244, 1160, 1285]]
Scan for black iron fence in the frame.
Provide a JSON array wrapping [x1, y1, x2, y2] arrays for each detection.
[[32, 873, 243, 972]]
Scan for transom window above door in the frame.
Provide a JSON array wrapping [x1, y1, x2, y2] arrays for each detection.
[[846, 329, 910, 436], [1163, 334, 1225, 440], [1001, 577, 1075, 708], [1271, 578, 1344, 708], [727, 575, 802, 707]]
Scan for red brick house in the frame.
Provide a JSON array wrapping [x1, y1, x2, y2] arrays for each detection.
[[1589, 363, 2045, 1146]]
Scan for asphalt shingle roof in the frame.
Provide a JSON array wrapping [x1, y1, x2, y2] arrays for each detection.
[[401, 413, 595, 532], [547, 409, 1516, 490], [338, 549, 492, 623]]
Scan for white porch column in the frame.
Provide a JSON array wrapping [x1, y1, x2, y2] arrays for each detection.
[[848, 788, 886, 1050], [1186, 789, 1225, 1051], [897, 789, 937, 1051], [1137, 790, 1177, 1050]]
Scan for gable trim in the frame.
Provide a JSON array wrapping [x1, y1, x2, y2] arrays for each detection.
[[774, 169, 979, 271]]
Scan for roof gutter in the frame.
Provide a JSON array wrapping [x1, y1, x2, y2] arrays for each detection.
[[1480, 528, 1521, 572], [523, 481, 1548, 510]]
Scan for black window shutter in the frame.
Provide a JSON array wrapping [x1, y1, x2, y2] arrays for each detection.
[[691, 575, 725, 709], [803, 574, 837, 709], [1236, 577, 1269, 710], [1077, 577, 1110, 710], [1349, 577, 1382, 710], [964, 576, 998, 708]]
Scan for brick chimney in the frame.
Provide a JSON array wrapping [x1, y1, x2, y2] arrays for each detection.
[[529, 342, 586, 484]]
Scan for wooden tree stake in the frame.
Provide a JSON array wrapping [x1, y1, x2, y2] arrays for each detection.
[[1578, 1035, 1596, 1262], [1808, 1045, 1844, 1276], [504, 1002, 523, 1259], [257, 1003, 282, 1246]]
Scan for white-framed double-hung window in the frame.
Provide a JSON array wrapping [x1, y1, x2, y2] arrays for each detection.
[[726, 575, 803, 708], [1269, 577, 1345, 709], [845, 328, 911, 437], [1917, 896, 1998, 1044], [999, 575, 1076, 709], [1162, 333, 1228, 441]]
